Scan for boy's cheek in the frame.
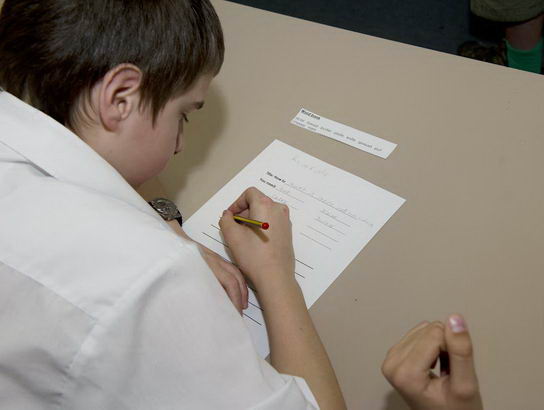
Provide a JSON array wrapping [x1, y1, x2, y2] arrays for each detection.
[[150, 152, 172, 178], [131, 151, 170, 186]]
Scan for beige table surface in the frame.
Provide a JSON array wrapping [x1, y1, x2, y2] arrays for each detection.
[[1, 0, 541, 407], [150, 1, 544, 409]]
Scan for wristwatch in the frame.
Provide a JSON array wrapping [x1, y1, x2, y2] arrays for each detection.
[[148, 198, 183, 227]]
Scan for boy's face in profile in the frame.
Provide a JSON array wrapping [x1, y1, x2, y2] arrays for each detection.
[[1, 0, 224, 188], [121, 74, 213, 187], [0, 0, 224, 190], [82, 72, 213, 188]]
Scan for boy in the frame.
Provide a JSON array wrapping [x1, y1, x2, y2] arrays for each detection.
[[0, 1, 482, 409], [0, 0, 344, 408]]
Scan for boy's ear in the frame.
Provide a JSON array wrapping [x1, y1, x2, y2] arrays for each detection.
[[98, 64, 143, 131]]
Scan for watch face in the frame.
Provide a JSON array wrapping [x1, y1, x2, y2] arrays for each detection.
[[149, 198, 181, 220]]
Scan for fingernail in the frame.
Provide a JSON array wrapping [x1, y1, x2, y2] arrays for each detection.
[[448, 314, 467, 333]]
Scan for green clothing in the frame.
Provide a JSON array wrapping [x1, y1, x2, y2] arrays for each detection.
[[471, 0, 544, 22], [506, 38, 543, 73]]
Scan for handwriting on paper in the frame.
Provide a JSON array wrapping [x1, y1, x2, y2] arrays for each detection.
[[182, 140, 405, 357]]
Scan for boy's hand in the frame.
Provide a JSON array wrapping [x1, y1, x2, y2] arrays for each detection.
[[382, 314, 483, 410], [219, 187, 295, 289], [166, 220, 248, 314], [199, 245, 248, 315]]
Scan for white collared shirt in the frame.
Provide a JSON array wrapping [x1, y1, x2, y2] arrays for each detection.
[[0, 91, 318, 409]]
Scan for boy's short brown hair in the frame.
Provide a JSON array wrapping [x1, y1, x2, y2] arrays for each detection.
[[0, 0, 224, 128]]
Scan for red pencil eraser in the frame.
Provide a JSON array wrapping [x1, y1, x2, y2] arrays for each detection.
[[261, 223, 269, 230]]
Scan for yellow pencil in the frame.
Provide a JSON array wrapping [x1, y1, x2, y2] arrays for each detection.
[[233, 216, 270, 230]]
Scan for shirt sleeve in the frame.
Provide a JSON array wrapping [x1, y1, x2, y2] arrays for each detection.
[[60, 242, 318, 410]]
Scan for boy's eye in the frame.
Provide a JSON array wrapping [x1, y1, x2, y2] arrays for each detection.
[[181, 113, 189, 123]]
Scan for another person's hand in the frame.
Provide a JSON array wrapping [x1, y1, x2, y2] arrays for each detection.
[[382, 314, 483, 410], [219, 187, 295, 289], [199, 245, 248, 314]]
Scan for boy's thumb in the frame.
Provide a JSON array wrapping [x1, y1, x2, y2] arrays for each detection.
[[218, 209, 239, 240], [445, 314, 479, 396]]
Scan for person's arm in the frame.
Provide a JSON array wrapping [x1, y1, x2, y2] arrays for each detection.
[[136, 178, 248, 314], [257, 273, 345, 409], [219, 187, 346, 409], [381, 314, 483, 410], [164, 219, 248, 314]]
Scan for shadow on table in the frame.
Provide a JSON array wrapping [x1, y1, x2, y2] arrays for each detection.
[[162, 83, 228, 197], [382, 389, 410, 410]]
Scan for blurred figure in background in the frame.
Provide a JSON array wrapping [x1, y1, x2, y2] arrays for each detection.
[[459, 1, 543, 74]]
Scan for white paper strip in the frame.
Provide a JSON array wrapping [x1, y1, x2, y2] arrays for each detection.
[[291, 108, 397, 159]]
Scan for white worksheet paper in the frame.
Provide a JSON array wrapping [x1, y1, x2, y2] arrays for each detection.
[[291, 108, 397, 159], [183, 140, 405, 357]]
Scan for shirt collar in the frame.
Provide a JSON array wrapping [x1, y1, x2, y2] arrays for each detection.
[[0, 91, 161, 220]]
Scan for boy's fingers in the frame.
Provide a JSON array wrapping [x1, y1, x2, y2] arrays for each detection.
[[391, 321, 436, 362], [219, 210, 250, 255], [402, 323, 446, 375], [383, 321, 434, 381], [219, 210, 240, 239], [228, 187, 268, 215], [240, 277, 248, 309], [226, 262, 248, 310], [236, 209, 251, 219], [445, 314, 479, 396], [223, 278, 243, 315], [395, 321, 431, 349], [384, 321, 430, 369]]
